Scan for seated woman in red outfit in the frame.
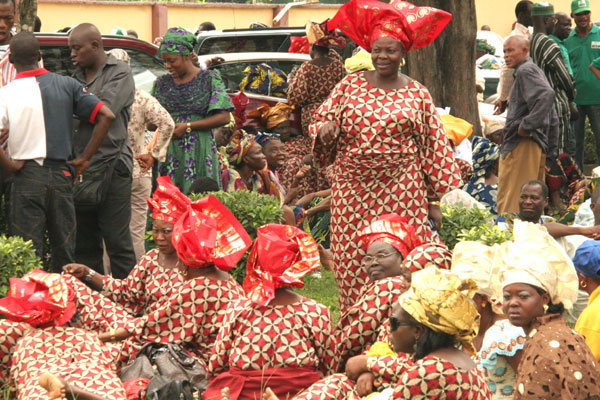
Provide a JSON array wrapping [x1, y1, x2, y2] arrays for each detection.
[[79, 195, 252, 366], [0, 270, 126, 400], [203, 224, 334, 400], [62, 176, 189, 333], [267, 267, 491, 400]]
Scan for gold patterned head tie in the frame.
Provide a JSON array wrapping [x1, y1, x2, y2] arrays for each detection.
[[248, 103, 295, 130], [399, 266, 480, 354]]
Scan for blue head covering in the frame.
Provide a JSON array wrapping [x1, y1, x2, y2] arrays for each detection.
[[572, 240, 600, 278], [471, 136, 499, 180], [254, 132, 281, 148]]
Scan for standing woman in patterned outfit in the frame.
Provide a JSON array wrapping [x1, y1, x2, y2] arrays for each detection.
[[311, 0, 461, 313], [203, 224, 333, 400], [62, 176, 189, 330], [154, 27, 233, 193]]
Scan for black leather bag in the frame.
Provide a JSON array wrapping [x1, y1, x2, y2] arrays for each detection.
[[145, 377, 194, 400], [72, 159, 117, 210]]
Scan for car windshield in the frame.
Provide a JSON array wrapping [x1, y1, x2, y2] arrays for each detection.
[[40, 45, 167, 92], [197, 35, 299, 55], [212, 59, 304, 94]]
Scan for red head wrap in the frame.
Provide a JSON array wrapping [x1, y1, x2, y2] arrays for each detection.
[[147, 176, 191, 225], [401, 243, 452, 273], [289, 36, 310, 54], [172, 195, 252, 271], [360, 214, 421, 258], [0, 269, 76, 328], [327, 0, 451, 52], [231, 92, 249, 129], [244, 224, 320, 306]]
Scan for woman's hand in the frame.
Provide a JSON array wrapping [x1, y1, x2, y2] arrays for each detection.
[[98, 328, 130, 343], [345, 355, 369, 381], [172, 123, 189, 139], [135, 154, 155, 172], [355, 372, 376, 397], [318, 122, 339, 147], [62, 263, 90, 279], [428, 202, 442, 231]]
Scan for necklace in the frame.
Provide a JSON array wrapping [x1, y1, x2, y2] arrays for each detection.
[[160, 253, 181, 270]]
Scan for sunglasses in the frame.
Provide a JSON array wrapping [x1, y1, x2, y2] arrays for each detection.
[[389, 316, 414, 331]]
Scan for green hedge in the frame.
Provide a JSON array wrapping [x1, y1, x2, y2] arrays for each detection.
[[188, 190, 282, 283], [0, 234, 42, 297]]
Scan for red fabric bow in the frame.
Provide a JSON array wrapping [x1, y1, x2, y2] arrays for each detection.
[[289, 36, 310, 54], [360, 214, 421, 258], [0, 269, 76, 328], [327, 0, 451, 52], [147, 176, 192, 225], [244, 224, 320, 306], [172, 195, 252, 271], [231, 92, 249, 129]]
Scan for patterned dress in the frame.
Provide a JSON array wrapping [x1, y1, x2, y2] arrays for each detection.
[[153, 70, 234, 193], [309, 74, 461, 312], [295, 354, 490, 400], [478, 319, 526, 400], [332, 277, 409, 372], [278, 135, 321, 198], [205, 297, 334, 399], [0, 321, 126, 400]]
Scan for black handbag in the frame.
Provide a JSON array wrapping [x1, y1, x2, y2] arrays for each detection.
[[145, 377, 194, 400], [72, 159, 117, 210]]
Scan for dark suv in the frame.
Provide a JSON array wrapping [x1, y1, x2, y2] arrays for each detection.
[[35, 33, 167, 91]]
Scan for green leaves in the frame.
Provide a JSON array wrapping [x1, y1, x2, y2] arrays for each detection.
[[189, 191, 282, 283], [0, 234, 42, 297], [439, 203, 511, 250]]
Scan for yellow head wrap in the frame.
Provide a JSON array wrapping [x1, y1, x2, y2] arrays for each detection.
[[494, 221, 579, 310], [248, 103, 295, 130], [441, 114, 473, 147], [452, 241, 503, 315], [399, 266, 480, 354]]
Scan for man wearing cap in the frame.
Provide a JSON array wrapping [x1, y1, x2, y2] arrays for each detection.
[[565, 0, 600, 169], [530, 2, 575, 159]]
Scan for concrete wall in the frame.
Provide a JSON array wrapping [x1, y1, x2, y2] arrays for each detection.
[[35, 0, 600, 44]]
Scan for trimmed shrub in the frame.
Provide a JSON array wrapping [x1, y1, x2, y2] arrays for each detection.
[[0, 234, 42, 297]]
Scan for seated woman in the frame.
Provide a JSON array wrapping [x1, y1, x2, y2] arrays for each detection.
[[464, 136, 500, 214], [331, 215, 428, 371], [62, 176, 188, 332], [451, 241, 525, 399], [89, 195, 252, 366], [285, 267, 491, 400], [573, 240, 600, 361], [221, 130, 284, 203], [203, 224, 334, 400], [546, 153, 586, 214], [498, 221, 600, 399], [0, 270, 126, 400]]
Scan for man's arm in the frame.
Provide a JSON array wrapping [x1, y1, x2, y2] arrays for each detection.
[[544, 221, 600, 239], [69, 105, 115, 179], [0, 146, 24, 173], [547, 44, 576, 102]]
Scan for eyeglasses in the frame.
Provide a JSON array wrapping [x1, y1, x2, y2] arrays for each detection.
[[389, 316, 414, 331], [362, 252, 397, 265]]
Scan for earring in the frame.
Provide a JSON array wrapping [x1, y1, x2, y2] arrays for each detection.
[[581, 280, 588, 289], [400, 58, 406, 67], [543, 304, 549, 313], [181, 267, 188, 277]]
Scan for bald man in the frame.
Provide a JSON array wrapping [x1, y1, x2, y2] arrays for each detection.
[[69, 23, 136, 279], [497, 35, 558, 214]]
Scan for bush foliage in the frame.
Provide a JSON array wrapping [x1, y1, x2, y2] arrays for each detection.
[[439, 204, 512, 250], [189, 190, 282, 283], [0, 234, 42, 297]]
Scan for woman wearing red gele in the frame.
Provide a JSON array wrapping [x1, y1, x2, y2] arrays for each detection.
[[203, 224, 334, 400], [311, 0, 460, 313]]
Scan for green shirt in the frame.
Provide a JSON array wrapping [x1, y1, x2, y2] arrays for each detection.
[[565, 24, 600, 105], [548, 34, 573, 75]]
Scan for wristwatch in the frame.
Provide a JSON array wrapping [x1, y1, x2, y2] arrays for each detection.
[[186, 122, 192, 133]]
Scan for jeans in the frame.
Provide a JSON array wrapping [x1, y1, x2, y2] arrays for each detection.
[[573, 104, 600, 169], [10, 161, 75, 272], [75, 159, 136, 279]]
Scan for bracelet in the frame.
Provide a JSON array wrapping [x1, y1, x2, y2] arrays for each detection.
[[429, 201, 441, 207], [84, 268, 97, 282], [185, 122, 192, 133], [110, 329, 116, 341]]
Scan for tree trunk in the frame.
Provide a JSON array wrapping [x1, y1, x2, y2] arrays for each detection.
[[404, 0, 481, 135], [17, 0, 37, 33]]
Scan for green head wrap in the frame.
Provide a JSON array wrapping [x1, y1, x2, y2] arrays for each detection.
[[159, 27, 196, 56]]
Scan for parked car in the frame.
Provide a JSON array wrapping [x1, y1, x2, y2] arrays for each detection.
[[35, 33, 167, 92], [198, 52, 310, 132], [195, 27, 305, 55]]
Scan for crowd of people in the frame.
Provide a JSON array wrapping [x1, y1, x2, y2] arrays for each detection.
[[0, 0, 600, 398]]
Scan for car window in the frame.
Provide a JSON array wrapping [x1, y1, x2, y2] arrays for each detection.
[[197, 35, 295, 55], [212, 60, 304, 95], [39, 45, 167, 92]]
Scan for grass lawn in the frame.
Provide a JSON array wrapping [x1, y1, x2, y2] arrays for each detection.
[[298, 267, 340, 324]]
